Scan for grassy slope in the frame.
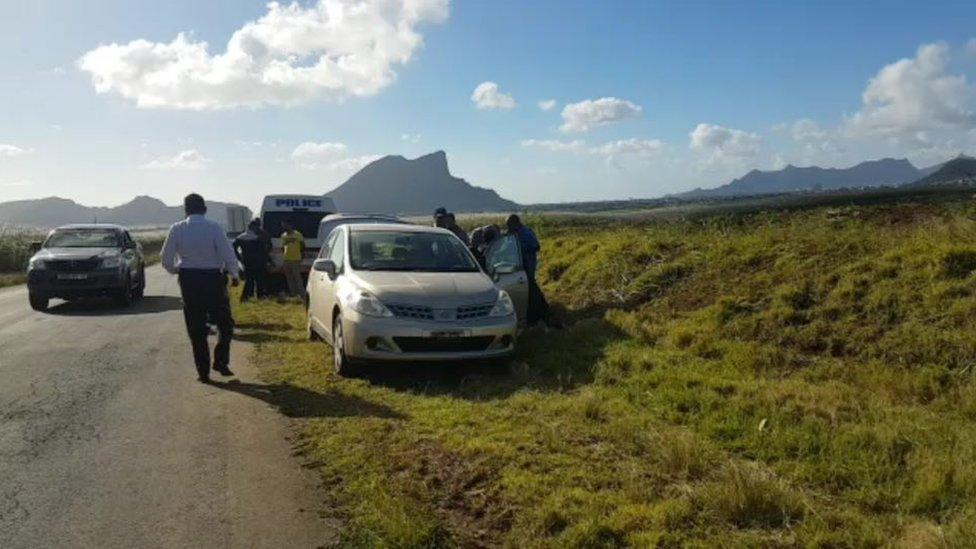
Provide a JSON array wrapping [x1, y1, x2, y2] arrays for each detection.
[[234, 201, 976, 547]]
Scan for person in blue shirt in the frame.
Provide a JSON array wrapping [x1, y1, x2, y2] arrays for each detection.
[[506, 214, 549, 326]]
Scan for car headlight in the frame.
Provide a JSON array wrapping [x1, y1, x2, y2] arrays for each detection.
[[342, 288, 394, 318], [101, 256, 123, 269], [489, 290, 515, 317], [28, 257, 45, 270]]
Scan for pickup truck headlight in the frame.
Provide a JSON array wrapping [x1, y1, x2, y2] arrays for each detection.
[[343, 288, 394, 318], [28, 257, 45, 270], [489, 290, 515, 317], [100, 256, 123, 269]]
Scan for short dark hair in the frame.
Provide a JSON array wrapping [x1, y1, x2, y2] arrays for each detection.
[[506, 214, 521, 226], [184, 193, 206, 215]]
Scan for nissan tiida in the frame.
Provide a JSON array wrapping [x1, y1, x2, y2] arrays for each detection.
[[305, 223, 529, 375]]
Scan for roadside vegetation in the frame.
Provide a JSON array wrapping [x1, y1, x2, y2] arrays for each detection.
[[234, 200, 976, 546]]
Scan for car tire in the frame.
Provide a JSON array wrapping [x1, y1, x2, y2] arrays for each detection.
[[29, 293, 49, 312], [332, 314, 359, 377], [115, 275, 133, 307], [133, 267, 146, 299]]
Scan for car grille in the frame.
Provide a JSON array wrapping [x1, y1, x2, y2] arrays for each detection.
[[46, 259, 100, 272], [387, 302, 494, 322], [393, 336, 495, 353]]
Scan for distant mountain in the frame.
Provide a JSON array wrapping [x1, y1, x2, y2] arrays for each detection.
[[326, 151, 518, 215], [0, 195, 250, 229], [679, 158, 926, 199], [903, 155, 976, 188]]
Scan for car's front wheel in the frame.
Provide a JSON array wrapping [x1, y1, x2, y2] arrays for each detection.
[[115, 275, 133, 307], [28, 293, 48, 312], [332, 314, 359, 377]]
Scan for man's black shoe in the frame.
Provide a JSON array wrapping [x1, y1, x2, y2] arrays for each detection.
[[198, 376, 212, 384], [213, 365, 234, 377]]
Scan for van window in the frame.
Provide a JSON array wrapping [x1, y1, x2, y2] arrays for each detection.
[[263, 211, 326, 239]]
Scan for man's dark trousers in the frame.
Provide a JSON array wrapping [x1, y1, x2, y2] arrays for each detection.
[[178, 269, 234, 377], [241, 262, 267, 301]]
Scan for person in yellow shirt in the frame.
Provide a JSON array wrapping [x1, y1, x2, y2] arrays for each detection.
[[280, 220, 305, 297]]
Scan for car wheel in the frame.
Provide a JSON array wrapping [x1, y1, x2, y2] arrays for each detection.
[[332, 314, 359, 377], [133, 267, 146, 299], [116, 275, 134, 307], [28, 293, 48, 312], [307, 312, 321, 341]]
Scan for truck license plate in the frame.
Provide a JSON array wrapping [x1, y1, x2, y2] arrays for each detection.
[[428, 330, 465, 338], [58, 273, 88, 280]]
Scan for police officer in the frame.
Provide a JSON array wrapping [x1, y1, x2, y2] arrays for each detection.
[[161, 194, 240, 383], [234, 218, 271, 301]]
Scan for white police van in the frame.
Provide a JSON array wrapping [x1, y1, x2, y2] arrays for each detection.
[[260, 195, 337, 274]]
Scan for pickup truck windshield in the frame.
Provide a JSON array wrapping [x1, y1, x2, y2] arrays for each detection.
[[350, 230, 479, 272], [44, 229, 120, 248]]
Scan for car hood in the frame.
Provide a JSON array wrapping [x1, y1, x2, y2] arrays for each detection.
[[351, 271, 497, 307], [34, 247, 119, 260]]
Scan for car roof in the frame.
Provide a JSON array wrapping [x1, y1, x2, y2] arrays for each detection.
[[347, 223, 451, 235], [320, 213, 401, 223], [55, 224, 126, 231]]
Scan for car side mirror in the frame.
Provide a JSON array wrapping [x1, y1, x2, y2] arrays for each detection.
[[494, 263, 516, 275], [312, 259, 337, 278], [29, 241, 42, 254]]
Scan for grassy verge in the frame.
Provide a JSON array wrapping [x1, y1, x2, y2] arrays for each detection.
[[233, 201, 976, 547]]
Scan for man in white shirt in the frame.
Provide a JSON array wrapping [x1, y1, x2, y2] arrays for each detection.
[[161, 194, 240, 383]]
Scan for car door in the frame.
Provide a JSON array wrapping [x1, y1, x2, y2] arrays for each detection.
[[314, 231, 339, 332], [311, 228, 345, 339], [122, 231, 139, 285], [484, 234, 529, 325]]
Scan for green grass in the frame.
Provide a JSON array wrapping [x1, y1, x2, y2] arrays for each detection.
[[233, 200, 976, 547]]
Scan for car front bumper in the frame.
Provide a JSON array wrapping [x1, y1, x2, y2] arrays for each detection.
[[27, 268, 127, 299], [341, 309, 517, 362]]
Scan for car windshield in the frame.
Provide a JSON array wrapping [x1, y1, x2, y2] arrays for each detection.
[[263, 211, 326, 239], [349, 230, 479, 272], [44, 229, 120, 248]]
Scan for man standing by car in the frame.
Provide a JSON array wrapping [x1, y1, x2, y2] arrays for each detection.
[[280, 220, 305, 297], [234, 219, 271, 301], [161, 193, 240, 383], [506, 214, 550, 326]]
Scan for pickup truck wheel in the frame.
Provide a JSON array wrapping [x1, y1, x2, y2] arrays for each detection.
[[115, 276, 133, 307], [133, 267, 146, 299], [332, 315, 359, 377], [29, 293, 49, 312]]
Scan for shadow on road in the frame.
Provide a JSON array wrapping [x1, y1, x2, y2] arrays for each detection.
[[212, 378, 404, 420], [47, 295, 185, 316]]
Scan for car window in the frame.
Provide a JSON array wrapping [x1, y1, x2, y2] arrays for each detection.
[[319, 229, 339, 259], [44, 229, 121, 248], [328, 229, 345, 269], [349, 230, 479, 272], [486, 234, 522, 272]]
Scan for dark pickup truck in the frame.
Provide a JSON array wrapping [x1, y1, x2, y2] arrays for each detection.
[[26, 224, 146, 311]]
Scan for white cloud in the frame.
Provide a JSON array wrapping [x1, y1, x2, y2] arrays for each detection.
[[520, 138, 586, 153], [522, 137, 665, 160], [689, 123, 760, 158], [1, 179, 32, 187], [966, 38, 976, 58], [846, 42, 976, 136], [291, 141, 348, 162], [77, 0, 449, 110], [589, 138, 665, 157], [142, 149, 210, 170], [559, 97, 642, 133], [790, 119, 828, 142], [471, 81, 515, 110], [400, 133, 421, 143], [290, 141, 379, 172], [0, 144, 29, 157], [537, 99, 556, 111]]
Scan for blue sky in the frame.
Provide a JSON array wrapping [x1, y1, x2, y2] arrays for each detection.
[[1, 0, 975, 211]]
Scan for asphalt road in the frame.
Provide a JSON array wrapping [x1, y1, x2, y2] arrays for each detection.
[[0, 267, 337, 548]]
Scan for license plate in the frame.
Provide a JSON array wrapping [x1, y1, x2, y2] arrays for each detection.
[[58, 273, 88, 280], [428, 330, 466, 338]]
